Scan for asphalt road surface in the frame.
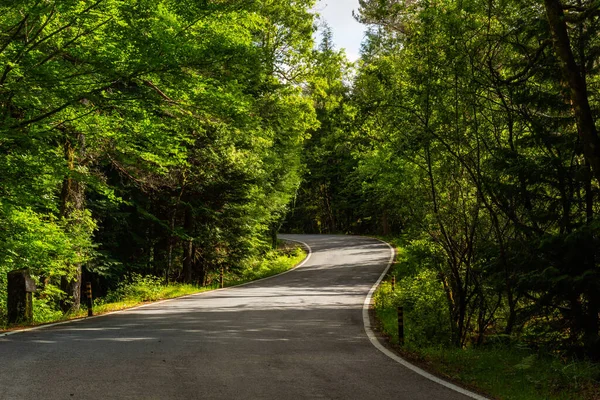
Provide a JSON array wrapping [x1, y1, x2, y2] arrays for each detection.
[[0, 234, 477, 400]]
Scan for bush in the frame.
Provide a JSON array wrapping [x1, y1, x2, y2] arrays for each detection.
[[394, 268, 452, 348], [0, 204, 96, 324], [240, 247, 303, 282], [104, 274, 165, 303], [374, 268, 451, 348], [32, 298, 63, 324], [374, 239, 452, 348]]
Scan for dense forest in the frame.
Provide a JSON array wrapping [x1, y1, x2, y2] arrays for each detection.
[[2, 0, 600, 376], [288, 0, 600, 362], [0, 0, 317, 318]]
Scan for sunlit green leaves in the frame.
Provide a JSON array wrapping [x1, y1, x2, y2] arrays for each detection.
[[0, 0, 318, 318]]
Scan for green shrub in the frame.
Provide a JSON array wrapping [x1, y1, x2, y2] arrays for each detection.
[[32, 298, 63, 324], [395, 268, 451, 348], [104, 274, 165, 303], [240, 247, 303, 282], [374, 239, 452, 348], [374, 239, 600, 399], [0, 204, 96, 324], [374, 268, 451, 347]]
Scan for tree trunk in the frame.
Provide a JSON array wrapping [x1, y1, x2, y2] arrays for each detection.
[[545, 2, 600, 357], [182, 205, 193, 283], [583, 163, 599, 359], [381, 209, 390, 235], [192, 245, 206, 286], [59, 134, 85, 314], [583, 289, 600, 359], [544, 0, 600, 183]]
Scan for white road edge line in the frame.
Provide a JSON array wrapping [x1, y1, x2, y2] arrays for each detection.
[[365, 238, 489, 400], [0, 239, 312, 339], [285, 236, 488, 400]]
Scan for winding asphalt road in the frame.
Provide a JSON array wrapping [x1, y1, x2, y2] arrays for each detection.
[[0, 235, 478, 399]]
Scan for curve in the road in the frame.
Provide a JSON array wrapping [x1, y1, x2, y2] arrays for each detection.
[[0, 234, 487, 400], [0, 239, 314, 340]]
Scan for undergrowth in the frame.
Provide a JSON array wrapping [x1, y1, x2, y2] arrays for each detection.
[[373, 238, 600, 400]]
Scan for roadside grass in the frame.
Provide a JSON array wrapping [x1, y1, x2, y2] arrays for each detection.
[[372, 245, 600, 400], [375, 289, 600, 399], [418, 346, 600, 400], [1, 244, 306, 332]]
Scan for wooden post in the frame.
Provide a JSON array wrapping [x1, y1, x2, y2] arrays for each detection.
[[86, 282, 93, 317], [397, 306, 405, 345], [220, 267, 224, 289], [7, 269, 36, 324]]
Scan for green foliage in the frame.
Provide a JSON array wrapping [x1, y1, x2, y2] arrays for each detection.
[[374, 242, 451, 347], [374, 241, 600, 399], [32, 298, 63, 325], [396, 269, 451, 348], [104, 274, 165, 303], [417, 347, 600, 400], [307, 0, 600, 359], [283, 28, 363, 233], [0, 206, 93, 277], [0, 0, 317, 320], [0, 204, 96, 320], [239, 246, 305, 282]]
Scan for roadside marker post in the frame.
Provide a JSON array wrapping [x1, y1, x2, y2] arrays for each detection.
[[220, 267, 224, 289], [86, 282, 93, 317], [391, 275, 396, 292]]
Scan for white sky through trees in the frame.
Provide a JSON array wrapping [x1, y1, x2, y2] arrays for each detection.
[[314, 0, 367, 61]]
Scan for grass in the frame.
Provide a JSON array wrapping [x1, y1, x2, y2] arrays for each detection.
[[416, 346, 600, 400], [1, 244, 306, 332], [371, 243, 600, 400]]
